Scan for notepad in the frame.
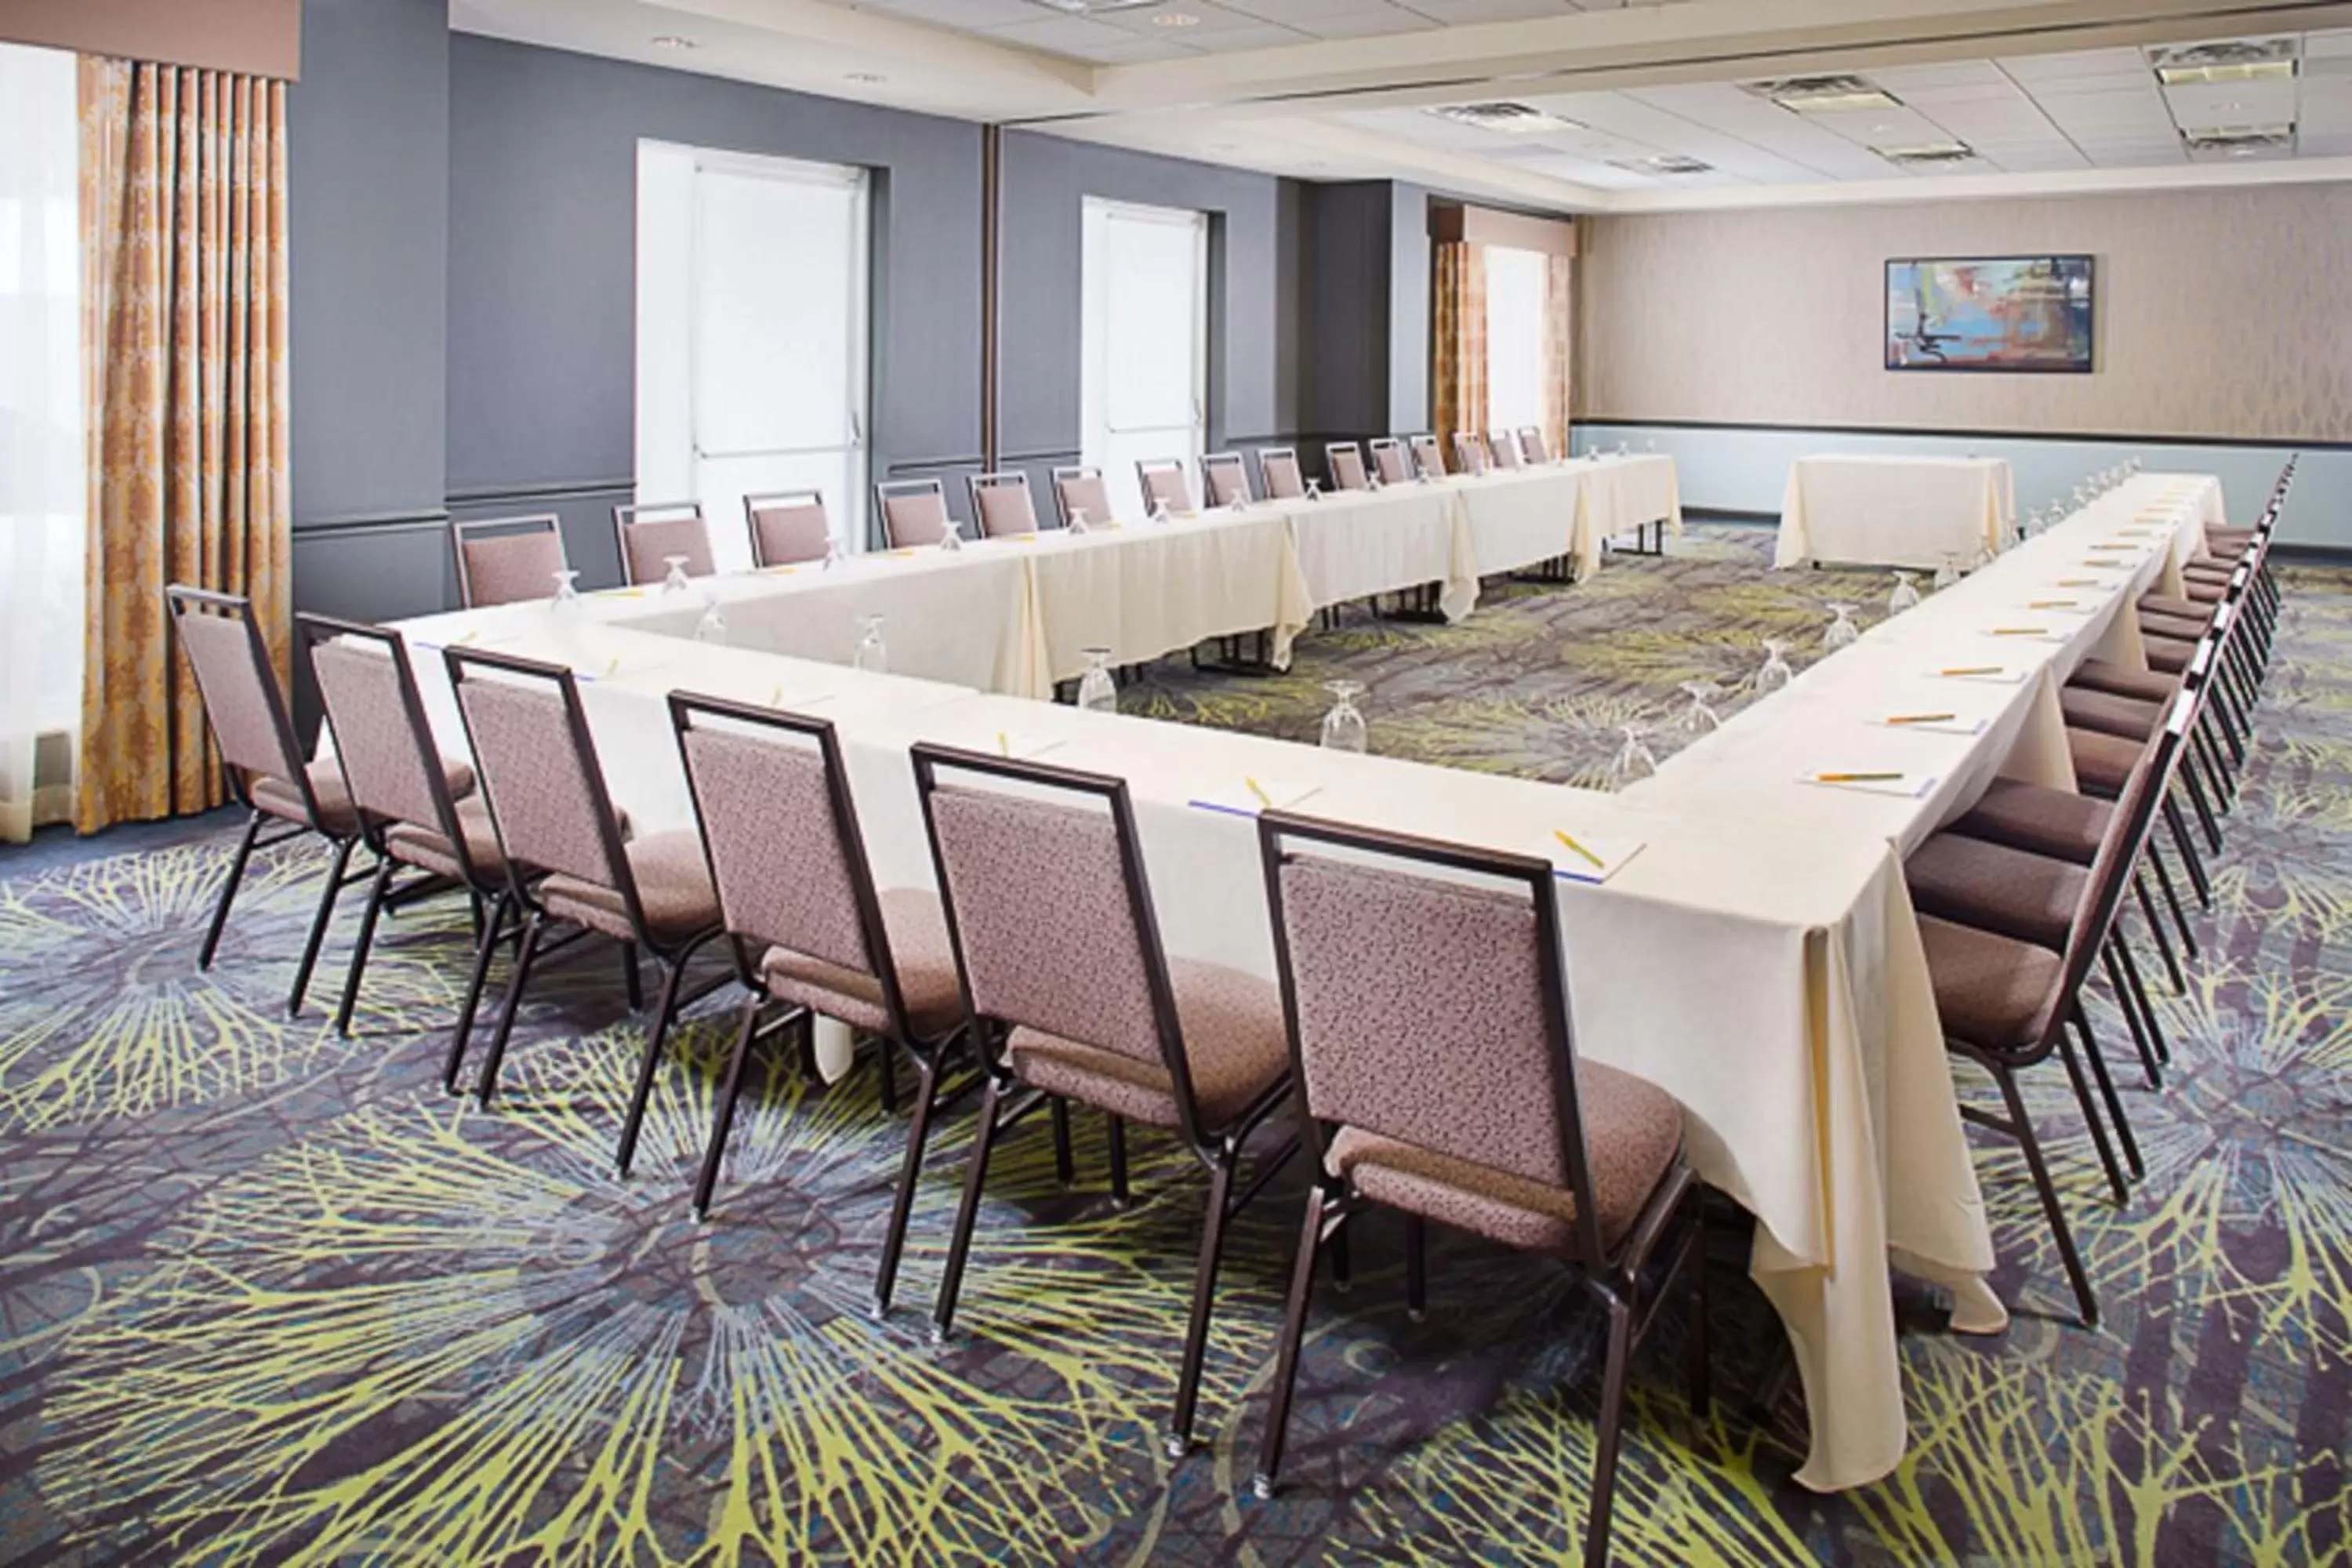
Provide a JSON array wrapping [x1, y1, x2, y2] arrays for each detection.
[[1544, 829, 1646, 886], [579, 656, 668, 683], [1796, 771, 1938, 799], [988, 731, 1063, 761], [1189, 777, 1321, 818]]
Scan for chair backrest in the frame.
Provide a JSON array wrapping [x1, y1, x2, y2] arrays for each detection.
[[670, 692, 911, 1025], [1138, 459, 1194, 515], [1369, 437, 1412, 485], [614, 501, 713, 586], [1258, 447, 1306, 500], [452, 514, 568, 608], [1327, 443, 1370, 492], [968, 471, 1041, 538], [1409, 434, 1446, 478], [877, 479, 956, 548], [1258, 809, 1609, 1266], [444, 646, 641, 923], [1489, 431, 1525, 470], [300, 614, 477, 869], [746, 490, 832, 568], [1201, 452, 1252, 507], [1452, 432, 1490, 476], [1052, 466, 1115, 529], [911, 743, 1207, 1142], [1517, 426, 1548, 463], [166, 586, 314, 818]]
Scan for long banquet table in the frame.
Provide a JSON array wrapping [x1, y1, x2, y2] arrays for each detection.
[[1775, 454, 2016, 571]]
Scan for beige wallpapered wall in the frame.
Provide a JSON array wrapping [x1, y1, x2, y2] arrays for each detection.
[[1573, 182, 2352, 441]]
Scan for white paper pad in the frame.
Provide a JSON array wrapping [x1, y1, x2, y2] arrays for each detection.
[[1189, 778, 1323, 818], [1867, 716, 1989, 737], [1543, 831, 1646, 886], [579, 657, 669, 683], [984, 731, 1063, 761], [1795, 772, 1939, 799]]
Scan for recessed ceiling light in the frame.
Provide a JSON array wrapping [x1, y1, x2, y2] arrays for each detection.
[[1152, 11, 1201, 25], [1609, 154, 1713, 176], [1425, 103, 1584, 135], [1744, 74, 1901, 115], [2149, 38, 2298, 86], [1875, 140, 1976, 166], [651, 34, 698, 49]]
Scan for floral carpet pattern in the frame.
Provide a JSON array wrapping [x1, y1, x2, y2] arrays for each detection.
[[2, 526, 2347, 1566]]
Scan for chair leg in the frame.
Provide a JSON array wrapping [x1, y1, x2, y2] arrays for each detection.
[[615, 956, 689, 1178], [445, 891, 512, 1092], [1583, 1290, 1637, 1568], [873, 1038, 900, 1115], [2068, 1007, 2143, 1182], [198, 811, 263, 970], [2165, 798, 2214, 909], [287, 837, 358, 1020], [2180, 764, 2226, 855], [873, 1047, 946, 1317], [1250, 1183, 1331, 1500], [1051, 1097, 1076, 1187], [2111, 936, 2171, 1071], [621, 942, 644, 1011], [1404, 1212, 1427, 1323], [1685, 1235, 1712, 1416], [1992, 1061, 2099, 1328], [2147, 844, 2199, 960], [2132, 873, 2187, 995], [1167, 1151, 1238, 1458], [2057, 1017, 2132, 1203], [1107, 1114, 1130, 1208], [475, 910, 546, 1106], [932, 1075, 1008, 1344], [692, 994, 765, 1219], [1329, 1213, 1352, 1293], [333, 855, 397, 1037]]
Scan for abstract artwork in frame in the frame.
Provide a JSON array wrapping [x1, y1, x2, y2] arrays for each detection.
[[1885, 255, 2095, 372]]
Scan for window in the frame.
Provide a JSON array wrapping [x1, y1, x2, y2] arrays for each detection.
[[1081, 199, 1208, 521], [1483, 245, 1548, 438], [0, 41, 85, 840]]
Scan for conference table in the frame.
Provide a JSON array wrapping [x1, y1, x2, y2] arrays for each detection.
[[361, 460, 2226, 1498], [1775, 455, 2016, 571]]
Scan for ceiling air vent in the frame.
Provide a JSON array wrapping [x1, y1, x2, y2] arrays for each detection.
[[1609, 154, 1714, 176], [2181, 123, 2296, 157], [2150, 38, 2299, 85], [1425, 102, 1583, 135], [1877, 141, 1976, 167], [1741, 74, 1900, 114]]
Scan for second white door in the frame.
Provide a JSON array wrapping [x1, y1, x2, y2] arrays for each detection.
[[1081, 199, 1207, 522]]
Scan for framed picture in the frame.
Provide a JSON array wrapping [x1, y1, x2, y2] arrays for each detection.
[[1885, 255, 2094, 372]]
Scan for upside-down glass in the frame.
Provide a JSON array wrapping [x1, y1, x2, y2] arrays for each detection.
[[1149, 499, 1173, 525], [1824, 604, 1860, 651], [1077, 648, 1117, 714], [1933, 554, 1961, 593], [938, 519, 963, 552], [1319, 680, 1367, 753], [822, 535, 845, 570], [1609, 724, 1658, 789], [662, 555, 693, 595], [853, 614, 887, 673], [1067, 507, 1091, 535], [1755, 639, 1794, 695], [1305, 478, 1323, 502], [1888, 572, 1922, 612], [694, 597, 728, 645], [550, 568, 582, 612], [1675, 680, 1723, 734]]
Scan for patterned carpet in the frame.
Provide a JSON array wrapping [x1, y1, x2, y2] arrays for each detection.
[[3, 524, 2347, 1565]]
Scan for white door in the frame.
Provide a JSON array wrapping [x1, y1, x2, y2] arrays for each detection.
[[1081, 199, 1207, 521], [637, 144, 869, 566]]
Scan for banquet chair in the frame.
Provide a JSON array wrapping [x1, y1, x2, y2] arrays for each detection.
[[1252, 811, 1707, 1568], [1052, 465, 1116, 530], [913, 743, 1297, 1457], [1518, 426, 1550, 463], [1138, 458, 1196, 515], [1408, 434, 1446, 478], [614, 500, 713, 586], [1369, 437, 1413, 485], [1258, 446, 1307, 500], [1488, 430, 1526, 470], [444, 645, 726, 1176], [1907, 693, 2189, 1328], [169, 586, 424, 1021], [968, 470, 1044, 538], [452, 514, 568, 608], [1326, 442, 1370, 492], [1201, 452, 1253, 508], [669, 694, 967, 1286], [300, 614, 515, 1058], [877, 478, 959, 548], [745, 490, 833, 568], [1452, 432, 1490, 476]]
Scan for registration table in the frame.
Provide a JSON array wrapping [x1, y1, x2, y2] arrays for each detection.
[[1776, 455, 2016, 571]]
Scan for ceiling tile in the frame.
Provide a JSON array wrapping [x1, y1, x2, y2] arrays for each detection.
[[858, 0, 1040, 27]]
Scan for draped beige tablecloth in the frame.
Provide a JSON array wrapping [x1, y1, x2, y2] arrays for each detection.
[[1776, 456, 2015, 572]]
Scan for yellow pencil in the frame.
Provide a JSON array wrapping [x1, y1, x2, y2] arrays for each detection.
[[1940, 665, 2002, 676], [997, 731, 1011, 757], [1817, 771, 1903, 782], [1552, 829, 1605, 870], [1885, 713, 1955, 725], [1989, 626, 2047, 636], [2027, 600, 2077, 609], [1244, 775, 1273, 809]]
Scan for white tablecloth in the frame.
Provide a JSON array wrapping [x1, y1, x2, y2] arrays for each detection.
[[1279, 484, 1480, 622], [1776, 456, 2016, 572]]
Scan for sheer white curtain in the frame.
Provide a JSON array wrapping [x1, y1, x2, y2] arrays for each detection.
[[0, 42, 85, 842], [1483, 244, 1548, 439]]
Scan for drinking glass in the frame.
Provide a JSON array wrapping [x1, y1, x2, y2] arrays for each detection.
[[1615, 440, 1631, 457], [1076, 648, 1117, 714], [1305, 478, 1324, 502], [1932, 554, 1961, 593], [1675, 680, 1723, 734], [1319, 680, 1367, 753], [661, 556, 693, 595], [1067, 507, 1091, 535], [1609, 724, 1658, 789], [1644, 437, 1657, 453], [822, 535, 845, 570], [853, 614, 887, 673], [938, 520, 963, 552], [550, 568, 582, 611], [1824, 604, 1860, 652], [1888, 572, 1922, 612], [693, 597, 728, 645], [1149, 499, 1173, 525], [1755, 639, 1794, 695]]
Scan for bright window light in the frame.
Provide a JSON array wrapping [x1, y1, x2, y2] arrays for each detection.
[[1483, 245, 1548, 437]]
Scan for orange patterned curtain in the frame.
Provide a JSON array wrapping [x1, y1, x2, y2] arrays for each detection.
[[1541, 252, 1573, 461], [1431, 240, 1487, 462], [76, 56, 291, 832]]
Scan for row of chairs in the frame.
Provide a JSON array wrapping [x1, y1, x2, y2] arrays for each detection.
[[448, 426, 1565, 609], [1901, 459, 2291, 1327], [168, 575, 1700, 1568]]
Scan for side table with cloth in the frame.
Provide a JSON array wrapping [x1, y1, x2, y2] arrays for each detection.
[[1776, 456, 2015, 571]]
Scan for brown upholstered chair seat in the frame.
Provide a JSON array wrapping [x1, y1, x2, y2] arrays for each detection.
[[2060, 686, 2162, 740], [759, 886, 964, 1039], [1326, 1058, 1680, 1254], [1919, 914, 2061, 1056], [1951, 779, 2111, 866], [2183, 559, 2233, 583], [2069, 727, 2144, 799], [2177, 579, 2227, 604], [1907, 833, 2085, 952], [539, 830, 720, 945], [2204, 526, 2256, 548], [384, 793, 510, 880], [2139, 611, 2207, 644], [1007, 958, 1287, 1132], [2143, 636, 2196, 675], [253, 756, 474, 837], [2138, 593, 2211, 622], [2067, 659, 2176, 703]]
